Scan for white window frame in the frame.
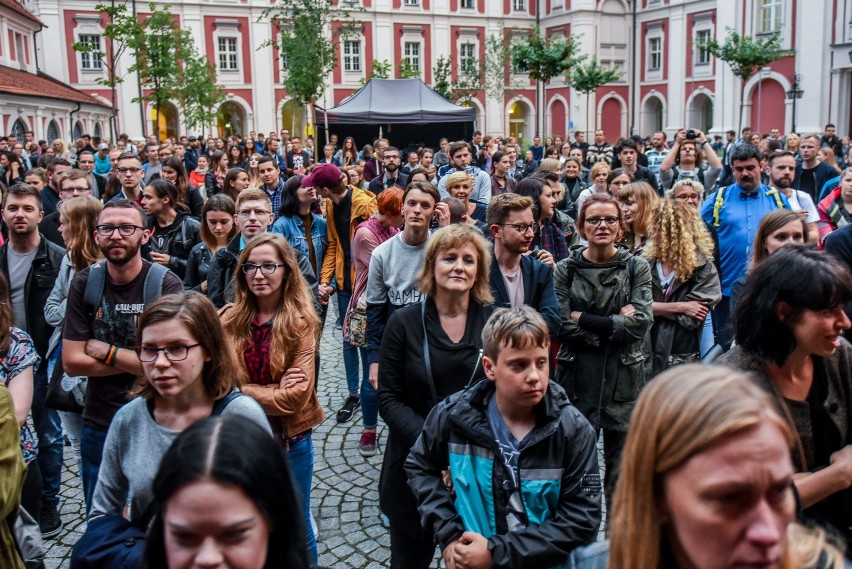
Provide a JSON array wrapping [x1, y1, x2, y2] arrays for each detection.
[[342, 39, 362, 74], [78, 34, 102, 70], [403, 0, 419, 5], [512, 0, 526, 10], [695, 29, 712, 65], [759, 0, 783, 34], [212, 21, 243, 84], [404, 41, 422, 75], [459, 42, 477, 76], [460, 0, 474, 9], [648, 37, 662, 72], [217, 36, 239, 72]]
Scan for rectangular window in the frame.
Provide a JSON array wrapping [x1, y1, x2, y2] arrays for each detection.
[[460, 42, 476, 75], [648, 36, 661, 71], [404, 0, 419, 4], [760, 0, 782, 33], [404, 41, 421, 73], [460, 0, 474, 8], [696, 29, 712, 65], [79, 34, 102, 70], [512, 0, 526, 9], [343, 40, 361, 72], [218, 37, 239, 71]]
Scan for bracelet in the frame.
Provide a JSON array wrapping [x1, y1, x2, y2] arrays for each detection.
[[104, 345, 118, 366]]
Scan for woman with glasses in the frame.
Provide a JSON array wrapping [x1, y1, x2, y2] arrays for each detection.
[[184, 195, 237, 294], [336, 137, 359, 169], [141, 179, 201, 280], [554, 192, 653, 505], [228, 143, 247, 170], [88, 291, 270, 526], [220, 233, 324, 565]]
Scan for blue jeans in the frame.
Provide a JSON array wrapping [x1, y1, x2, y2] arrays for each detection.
[[700, 312, 715, 357], [81, 425, 108, 515], [286, 433, 317, 565], [336, 292, 375, 427], [31, 366, 63, 506]]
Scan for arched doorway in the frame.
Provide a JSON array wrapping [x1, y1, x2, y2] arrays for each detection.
[[600, 97, 625, 140], [281, 100, 306, 139], [508, 100, 534, 145], [46, 120, 61, 143], [10, 119, 26, 141], [72, 121, 83, 141], [749, 79, 785, 135], [641, 96, 664, 137], [549, 99, 567, 139], [459, 99, 483, 132], [94, 122, 103, 140], [689, 93, 713, 133], [218, 101, 246, 137], [151, 102, 179, 142]]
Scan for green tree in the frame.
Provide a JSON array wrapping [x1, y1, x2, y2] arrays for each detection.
[[569, 56, 622, 138], [700, 28, 793, 132], [484, 32, 517, 101], [178, 54, 226, 134], [263, 0, 361, 142], [72, 1, 142, 141], [432, 56, 452, 99], [396, 60, 422, 79], [356, 59, 392, 93]]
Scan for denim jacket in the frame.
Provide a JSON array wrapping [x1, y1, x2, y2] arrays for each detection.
[[271, 213, 328, 272]]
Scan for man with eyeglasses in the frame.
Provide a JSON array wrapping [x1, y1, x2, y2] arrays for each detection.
[[75, 150, 107, 198], [367, 146, 408, 194], [486, 193, 560, 337], [110, 153, 145, 203], [63, 200, 183, 511], [0, 183, 66, 537], [39, 169, 93, 247], [206, 188, 319, 309], [39, 158, 72, 216]]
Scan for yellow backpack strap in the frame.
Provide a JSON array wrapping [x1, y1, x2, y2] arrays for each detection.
[[766, 187, 785, 209], [713, 186, 727, 227]]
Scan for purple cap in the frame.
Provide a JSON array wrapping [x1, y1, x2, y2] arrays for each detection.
[[301, 163, 342, 189]]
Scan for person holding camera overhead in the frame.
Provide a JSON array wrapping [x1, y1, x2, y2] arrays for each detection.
[[659, 128, 722, 192]]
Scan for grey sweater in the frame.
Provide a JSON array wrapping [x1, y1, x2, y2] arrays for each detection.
[[90, 393, 271, 523]]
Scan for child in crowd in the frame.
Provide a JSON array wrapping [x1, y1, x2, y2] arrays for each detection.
[[405, 306, 601, 569]]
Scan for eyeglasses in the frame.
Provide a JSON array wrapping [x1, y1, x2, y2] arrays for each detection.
[[585, 216, 620, 227], [136, 344, 200, 362], [96, 224, 145, 236], [502, 223, 536, 234], [117, 168, 141, 175], [237, 209, 272, 218], [383, 155, 400, 161], [241, 262, 285, 275]]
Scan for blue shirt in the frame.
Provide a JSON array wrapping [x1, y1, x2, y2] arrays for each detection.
[[263, 180, 285, 221], [700, 184, 789, 295]]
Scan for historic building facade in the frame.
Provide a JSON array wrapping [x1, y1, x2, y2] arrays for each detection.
[[19, 0, 851, 143]]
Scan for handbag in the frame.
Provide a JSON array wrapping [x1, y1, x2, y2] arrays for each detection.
[[346, 306, 368, 348], [44, 347, 85, 414]]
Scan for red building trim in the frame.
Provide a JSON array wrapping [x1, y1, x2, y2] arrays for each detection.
[[393, 22, 432, 83], [203, 15, 252, 85]]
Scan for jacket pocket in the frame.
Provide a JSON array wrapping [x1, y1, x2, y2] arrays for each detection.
[[614, 348, 645, 402]]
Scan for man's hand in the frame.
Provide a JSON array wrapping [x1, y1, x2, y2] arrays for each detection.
[[318, 284, 334, 303], [453, 532, 492, 569], [280, 367, 307, 389], [620, 303, 636, 317], [84, 339, 111, 362], [149, 252, 171, 266], [368, 362, 379, 390], [443, 539, 460, 569]]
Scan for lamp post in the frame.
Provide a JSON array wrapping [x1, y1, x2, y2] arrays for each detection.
[[785, 73, 803, 133]]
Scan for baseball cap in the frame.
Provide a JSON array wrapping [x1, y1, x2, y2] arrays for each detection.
[[301, 163, 342, 189], [97, 143, 109, 150]]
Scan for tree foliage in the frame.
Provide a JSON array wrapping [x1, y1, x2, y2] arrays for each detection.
[[700, 28, 793, 131], [432, 56, 453, 99], [131, 4, 183, 120], [72, 1, 141, 141], [569, 56, 622, 137], [510, 26, 583, 83], [178, 55, 226, 133], [396, 60, 421, 79]]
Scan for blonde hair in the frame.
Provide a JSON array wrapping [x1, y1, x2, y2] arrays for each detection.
[[221, 234, 320, 383], [609, 365, 795, 569], [59, 196, 104, 273], [417, 224, 493, 305], [643, 199, 715, 282], [590, 161, 610, 181], [538, 158, 561, 173], [617, 181, 658, 238], [667, 178, 706, 200], [443, 170, 473, 194]]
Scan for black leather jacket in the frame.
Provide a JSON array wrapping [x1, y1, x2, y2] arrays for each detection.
[[143, 211, 201, 279], [0, 235, 65, 361]]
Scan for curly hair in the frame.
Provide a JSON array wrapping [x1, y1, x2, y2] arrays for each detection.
[[643, 199, 715, 282]]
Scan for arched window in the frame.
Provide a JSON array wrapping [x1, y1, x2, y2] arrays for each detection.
[[11, 119, 26, 140], [72, 121, 84, 141], [47, 120, 61, 143]]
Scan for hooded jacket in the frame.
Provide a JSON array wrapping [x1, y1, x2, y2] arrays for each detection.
[[144, 210, 201, 279], [405, 379, 602, 569], [553, 246, 653, 431]]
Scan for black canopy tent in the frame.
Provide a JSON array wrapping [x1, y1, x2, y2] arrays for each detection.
[[316, 78, 476, 150]]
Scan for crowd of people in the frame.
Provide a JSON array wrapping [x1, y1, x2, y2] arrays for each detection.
[[0, 122, 850, 569]]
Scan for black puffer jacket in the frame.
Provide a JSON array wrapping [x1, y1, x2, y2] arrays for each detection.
[[144, 211, 201, 279]]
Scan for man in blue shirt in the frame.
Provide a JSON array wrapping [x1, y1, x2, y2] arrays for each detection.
[[700, 144, 789, 348]]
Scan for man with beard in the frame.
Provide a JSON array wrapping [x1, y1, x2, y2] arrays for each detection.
[[768, 150, 819, 243], [486, 193, 560, 337], [586, 130, 613, 167], [62, 200, 183, 510], [0, 184, 65, 537], [659, 129, 722, 192], [367, 146, 408, 194], [700, 145, 789, 348]]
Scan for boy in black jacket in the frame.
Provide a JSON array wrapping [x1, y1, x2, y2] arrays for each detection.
[[406, 306, 601, 569]]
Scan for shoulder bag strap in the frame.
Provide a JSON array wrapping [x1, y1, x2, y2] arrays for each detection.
[[421, 299, 438, 404]]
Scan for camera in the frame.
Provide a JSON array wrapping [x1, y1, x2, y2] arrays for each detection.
[[685, 129, 697, 140]]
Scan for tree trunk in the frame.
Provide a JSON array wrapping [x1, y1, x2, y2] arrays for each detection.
[[585, 92, 591, 141], [738, 79, 745, 136]]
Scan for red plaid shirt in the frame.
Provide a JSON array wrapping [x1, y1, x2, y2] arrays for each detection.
[[244, 319, 273, 386]]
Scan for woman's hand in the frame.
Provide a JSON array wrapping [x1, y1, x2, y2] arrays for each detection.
[[434, 202, 451, 227], [368, 362, 379, 390], [533, 248, 555, 269], [570, 310, 582, 322], [829, 445, 852, 488], [200, 280, 208, 293], [280, 367, 307, 389], [620, 304, 636, 317], [680, 300, 710, 321], [149, 252, 171, 266]]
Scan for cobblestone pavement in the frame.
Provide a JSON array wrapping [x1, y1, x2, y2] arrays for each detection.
[[44, 302, 604, 568]]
